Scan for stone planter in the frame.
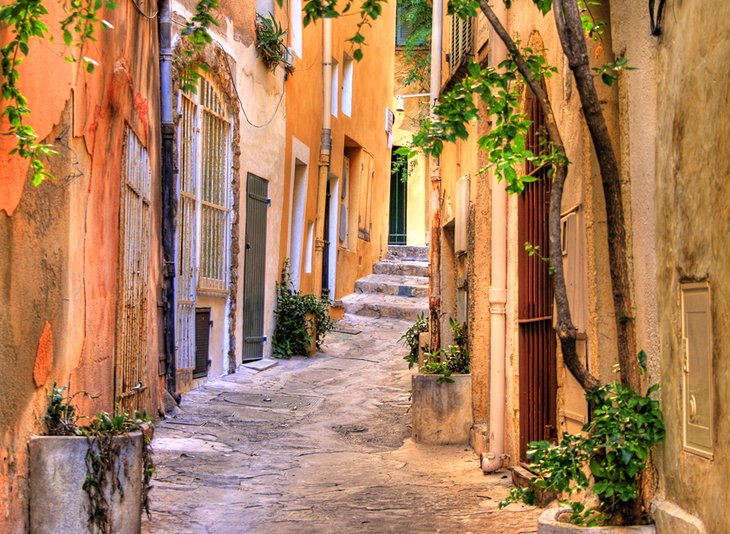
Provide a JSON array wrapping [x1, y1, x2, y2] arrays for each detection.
[[538, 508, 656, 534], [411, 373, 473, 445], [29, 432, 144, 534]]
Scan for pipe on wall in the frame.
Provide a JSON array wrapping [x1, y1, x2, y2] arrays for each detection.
[[312, 18, 332, 298], [159, 0, 178, 399], [482, 1, 509, 473], [428, 0, 443, 350]]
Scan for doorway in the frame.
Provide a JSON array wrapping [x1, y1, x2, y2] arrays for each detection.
[[242, 173, 269, 362], [389, 148, 407, 245], [518, 92, 557, 462]]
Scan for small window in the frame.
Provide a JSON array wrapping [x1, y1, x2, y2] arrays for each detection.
[[396, 4, 427, 47], [342, 54, 353, 117], [331, 58, 339, 117], [290, 0, 303, 58]]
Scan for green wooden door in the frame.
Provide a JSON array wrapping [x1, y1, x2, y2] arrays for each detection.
[[389, 150, 407, 245], [243, 173, 269, 362]]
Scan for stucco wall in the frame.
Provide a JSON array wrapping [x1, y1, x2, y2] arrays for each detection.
[[655, 1, 730, 531], [0, 1, 162, 529], [282, 1, 396, 301]]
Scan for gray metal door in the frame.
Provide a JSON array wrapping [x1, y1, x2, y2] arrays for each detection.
[[242, 173, 269, 362]]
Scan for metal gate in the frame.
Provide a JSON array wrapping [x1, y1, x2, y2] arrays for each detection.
[[518, 93, 557, 461], [389, 149, 407, 245], [115, 128, 151, 412], [242, 173, 269, 362]]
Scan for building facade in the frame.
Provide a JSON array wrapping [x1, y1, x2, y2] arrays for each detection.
[[281, 0, 396, 302]]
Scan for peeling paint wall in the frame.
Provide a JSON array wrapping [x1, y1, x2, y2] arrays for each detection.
[[655, 1, 730, 531], [0, 1, 162, 529]]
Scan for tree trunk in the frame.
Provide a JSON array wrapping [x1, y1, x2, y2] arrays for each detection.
[[480, 1, 600, 392], [553, 0, 639, 393]]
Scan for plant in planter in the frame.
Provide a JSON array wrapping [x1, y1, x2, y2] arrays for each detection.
[[31, 385, 155, 533], [272, 259, 334, 359], [418, 318, 470, 382], [500, 367, 665, 528], [255, 13, 294, 75], [409, 318, 472, 444], [399, 313, 429, 368]]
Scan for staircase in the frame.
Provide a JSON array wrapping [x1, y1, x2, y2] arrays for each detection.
[[339, 245, 429, 321]]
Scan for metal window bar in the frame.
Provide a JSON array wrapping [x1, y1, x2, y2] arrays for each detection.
[[176, 92, 198, 370], [115, 128, 152, 412], [198, 76, 232, 292]]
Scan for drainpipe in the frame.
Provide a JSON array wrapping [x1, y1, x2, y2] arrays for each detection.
[[159, 0, 178, 398], [428, 0, 443, 350], [312, 18, 332, 298], [482, 3, 508, 473]]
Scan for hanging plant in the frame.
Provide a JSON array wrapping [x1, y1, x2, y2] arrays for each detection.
[[255, 13, 294, 74]]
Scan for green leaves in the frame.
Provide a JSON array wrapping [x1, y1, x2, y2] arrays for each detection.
[[593, 57, 637, 86], [503, 380, 665, 526], [272, 259, 334, 359], [255, 13, 292, 74]]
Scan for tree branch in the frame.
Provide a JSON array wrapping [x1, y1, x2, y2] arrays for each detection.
[[479, 0, 600, 392], [554, 0, 639, 392]]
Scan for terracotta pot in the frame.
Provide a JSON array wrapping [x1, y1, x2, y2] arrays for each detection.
[[29, 432, 144, 533], [538, 508, 656, 534]]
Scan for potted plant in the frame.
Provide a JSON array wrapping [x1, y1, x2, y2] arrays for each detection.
[[29, 385, 155, 533], [500, 369, 665, 532], [255, 13, 295, 75], [405, 318, 473, 445], [272, 259, 334, 358]]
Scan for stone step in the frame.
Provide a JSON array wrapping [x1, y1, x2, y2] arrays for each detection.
[[387, 245, 429, 261], [339, 293, 428, 322], [355, 274, 428, 298], [373, 260, 429, 278]]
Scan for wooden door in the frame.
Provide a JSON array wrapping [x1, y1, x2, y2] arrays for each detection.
[[242, 173, 269, 362]]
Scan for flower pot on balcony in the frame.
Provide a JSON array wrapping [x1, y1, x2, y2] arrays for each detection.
[[29, 432, 144, 534], [538, 508, 656, 534]]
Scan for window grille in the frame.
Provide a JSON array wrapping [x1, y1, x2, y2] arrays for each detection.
[[116, 127, 152, 411]]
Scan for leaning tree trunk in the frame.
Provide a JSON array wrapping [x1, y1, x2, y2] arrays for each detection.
[[553, 0, 639, 393], [480, 1, 600, 392]]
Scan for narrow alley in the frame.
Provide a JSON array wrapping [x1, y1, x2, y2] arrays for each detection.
[[143, 313, 541, 533]]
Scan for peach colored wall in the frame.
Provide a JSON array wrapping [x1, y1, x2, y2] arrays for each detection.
[[282, 0, 396, 301], [0, 2, 162, 530]]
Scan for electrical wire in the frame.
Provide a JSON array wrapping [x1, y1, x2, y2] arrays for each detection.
[[218, 42, 285, 129]]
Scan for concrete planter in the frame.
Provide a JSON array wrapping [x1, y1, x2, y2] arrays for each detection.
[[29, 432, 144, 534], [538, 508, 656, 534], [411, 373, 473, 444]]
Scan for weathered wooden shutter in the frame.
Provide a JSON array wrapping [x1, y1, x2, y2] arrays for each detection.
[[242, 173, 270, 362], [115, 128, 151, 412], [194, 308, 211, 378], [177, 92, 198, 371]]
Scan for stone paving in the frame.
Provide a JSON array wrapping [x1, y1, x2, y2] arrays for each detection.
[[142, 314, 541, 533]]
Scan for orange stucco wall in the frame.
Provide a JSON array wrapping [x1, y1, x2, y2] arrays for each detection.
[[281, 1, 396, 300], [0, 2, 162, 530]]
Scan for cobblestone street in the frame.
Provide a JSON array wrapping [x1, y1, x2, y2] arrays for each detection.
[[143, 314, 541, 533]]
